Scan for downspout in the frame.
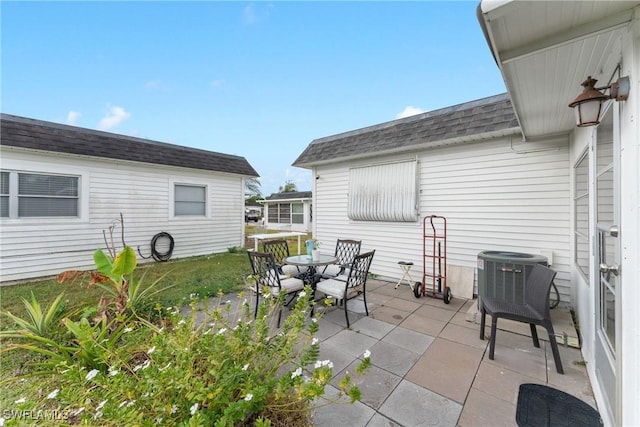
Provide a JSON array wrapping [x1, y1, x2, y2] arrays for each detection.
[[475, 2, 528, 141]]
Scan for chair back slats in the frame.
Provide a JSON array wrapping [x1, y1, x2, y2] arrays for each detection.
[[346, 250, 375, 289], [334, 239, 362, 266], [247, 251, 281, 289], [525, 264, 557, 316], [262, 239, 291, 265]]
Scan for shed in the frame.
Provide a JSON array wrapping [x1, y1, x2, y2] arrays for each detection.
[[0, 113, 258, 282], [261, 191, 312, 233]]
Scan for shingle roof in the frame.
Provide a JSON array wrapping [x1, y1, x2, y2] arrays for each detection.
[[292, 93, 519, 168], [265, 191, 312, 200], [0, 114, 259, 177]]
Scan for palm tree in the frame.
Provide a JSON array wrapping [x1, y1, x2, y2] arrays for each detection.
[[278, 180, 297, 193], [245, 177, 262, 197]]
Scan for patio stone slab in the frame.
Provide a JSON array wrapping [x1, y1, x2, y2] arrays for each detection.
[[351, 316, 396, 340], [546, 344, 597, 408], [319, 304, 366, 327], [486, 331, 548, 381], [378, 380, 462, 426], [400, 311, 446, 336], [332, 360, 402, 410], [457, 387, 516, 427], [378, 297, 422, 313], [365, 413, 402, 426], [414, 304, 457, 323], [323, 328, 379, 359], [314, 317, 346, 341], [405, 338, 484, 404], [313, 384, 376, 426], [439, 323, 489, 350], [368, 340, 422, 377], [381, 326, 434, 354], [370, 305, 412, 325], [473, 360, 543, 404], [318, 340, 359, 376]]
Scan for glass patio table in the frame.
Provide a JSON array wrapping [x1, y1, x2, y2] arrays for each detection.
[[285, 254, 338, 287]]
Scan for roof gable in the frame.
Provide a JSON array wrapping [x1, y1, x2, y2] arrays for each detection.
[[0, 114, 259, 177], [293, 94, 519, 168]]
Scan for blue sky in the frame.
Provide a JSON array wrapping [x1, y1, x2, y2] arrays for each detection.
[[1, 1, 506, 196]]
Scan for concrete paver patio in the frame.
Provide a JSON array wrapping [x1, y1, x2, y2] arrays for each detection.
[[308, 279, 596, 426]]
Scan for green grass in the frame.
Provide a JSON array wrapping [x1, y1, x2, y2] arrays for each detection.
[[0, 251, 251, 322]]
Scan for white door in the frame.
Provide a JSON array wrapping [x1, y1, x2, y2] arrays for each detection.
[[593, 107, 620, 423]]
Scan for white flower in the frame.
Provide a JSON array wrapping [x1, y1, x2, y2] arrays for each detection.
[[123, 327, 133, 333], [47, 389, 59, 399], [313, 360, 334, 369], [147, 346, 156, 355], [244, 393, 253, 401], [170, 404, 178, 414], [298, 290, 307, 298], [108, 367, 119, 376], [14, 397, 26, 404], [86, 369, 99, 381], [291, 367, 302, 379], [190, 403, 199, 415], [311, 338, 319, 346], [177, 319, 186, 326], [312, 318, 318, 323], [0, 417, 5, 426], [363, 349, 371, 359], [126, 400, 135, 407], [217, 328, 227, 335], [242, 364, 249, 371]]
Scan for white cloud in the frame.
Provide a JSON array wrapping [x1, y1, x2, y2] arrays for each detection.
[[66, 111, 81, 125], [98, 106, 131, 131], [242, 3, 273, 25], [396, 106, 425, 119]]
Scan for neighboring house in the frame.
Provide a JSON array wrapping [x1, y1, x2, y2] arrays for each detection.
[[261, 191, 312, 232], [0, 114, 259, 282], [294, 2, 640, 426]]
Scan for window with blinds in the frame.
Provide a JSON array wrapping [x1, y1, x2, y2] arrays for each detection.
[[0, 171, 79, 218], [174, 184, 206, 216], [348, 160, 418, 222]]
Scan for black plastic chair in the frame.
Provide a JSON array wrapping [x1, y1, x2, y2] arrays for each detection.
[[314, 250, 375, 328], [321, 239, 362, 278], [480, 264, 564, 374], [261, 239, 300, 276], [247, 251, 304, 327]]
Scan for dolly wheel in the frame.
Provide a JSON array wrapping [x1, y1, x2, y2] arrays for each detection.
[[413, 282, 422, 299], [443, 287, 452, 304]]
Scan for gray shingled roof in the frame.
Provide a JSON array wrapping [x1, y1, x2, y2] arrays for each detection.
[[265, 191, 312, 200], [293, 93, 519, 168], [0, 114, 259, 177]]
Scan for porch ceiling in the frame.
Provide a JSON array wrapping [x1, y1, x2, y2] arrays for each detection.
[[478, 0, 638, 139]]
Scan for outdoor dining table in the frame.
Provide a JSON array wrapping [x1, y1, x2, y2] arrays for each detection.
[[285, 254, 338, 287]]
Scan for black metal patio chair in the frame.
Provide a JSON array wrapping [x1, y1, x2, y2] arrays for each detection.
[[320, 239, 362, 278], [261, 239, 300, 276], [247, 251, 304, 327], [314, 250, 375, 328]]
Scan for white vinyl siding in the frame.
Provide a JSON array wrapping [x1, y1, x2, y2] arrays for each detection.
[[0, 148, 245, 282], [313, 136, 572, 304], [348, 160, 418, 222]]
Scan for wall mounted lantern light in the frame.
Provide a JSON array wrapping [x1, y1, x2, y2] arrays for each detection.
[[568, 75, 630, 127]]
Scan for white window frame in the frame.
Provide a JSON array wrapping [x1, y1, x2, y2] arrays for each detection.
[[574, 148, 590, 281], [171, 181, 209, 218], [0, 170, 82, 219], [348, 159, 418, 222]]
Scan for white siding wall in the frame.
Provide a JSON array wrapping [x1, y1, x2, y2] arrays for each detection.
[[313, 136, 573, 304], [0, 149, 245, 282]]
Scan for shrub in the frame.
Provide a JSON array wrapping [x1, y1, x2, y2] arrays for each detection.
[[3, 288, 369, 425]]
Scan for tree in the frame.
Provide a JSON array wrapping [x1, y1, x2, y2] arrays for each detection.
[[278, 180, 297, 193], [245, 177, 262, 198]]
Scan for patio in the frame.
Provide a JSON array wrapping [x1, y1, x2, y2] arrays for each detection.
[[302, 279, 595, 426]]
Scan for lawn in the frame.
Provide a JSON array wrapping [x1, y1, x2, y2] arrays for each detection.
[[0, 229, 311, 412]]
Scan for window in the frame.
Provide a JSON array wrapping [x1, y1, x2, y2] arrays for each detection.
[[174, 184, 206, 216], [292, 203, 304, 224], [574, 150, 589, 280], [0, 172, 8, 217], [348, 160, 418, 222], [0, 171, 79, 218], [266, 202, 304, 224]]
